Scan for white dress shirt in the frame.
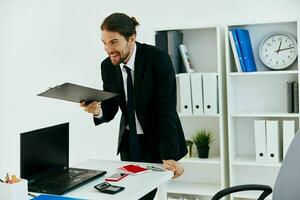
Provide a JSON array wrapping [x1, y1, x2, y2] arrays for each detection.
[[96, 44, 144, 135]]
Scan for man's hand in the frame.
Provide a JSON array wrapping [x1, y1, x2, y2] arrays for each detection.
[[80, 101, 101, 116], [162, 160, 184, 178]]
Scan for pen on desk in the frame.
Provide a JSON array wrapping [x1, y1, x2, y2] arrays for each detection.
[[5, 173, 11, 183]]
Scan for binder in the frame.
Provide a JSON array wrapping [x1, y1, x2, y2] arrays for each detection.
[[176, 74, 192, 115], [266, 120, 281, 164], [287, 81, 294, 113], [155, 31, 183, 74], [179, 44, 195, 73], [202, 73, 218, 115], [283, 120, 295, 158], [167, 31, 183, 74], [32, 194, 82, 199], [229, 30, 242, 72], [254, 120, 267, 163], [155, 31, 168, 52], [293, 81, 299, 113], [235, 29, 257, 72], [231, 29, 246, 72], [190, 73, 204, 115]]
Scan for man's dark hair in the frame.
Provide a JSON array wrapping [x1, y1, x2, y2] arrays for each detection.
[[101, 13, 139, 40]]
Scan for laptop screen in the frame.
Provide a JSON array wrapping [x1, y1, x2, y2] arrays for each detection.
[[20, 123, 69, 179]]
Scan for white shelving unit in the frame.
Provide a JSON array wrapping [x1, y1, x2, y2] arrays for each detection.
[[225, 20, 299, 200], [155, 25, 228, 199]]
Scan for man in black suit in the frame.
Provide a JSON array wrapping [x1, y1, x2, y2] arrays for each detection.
[[81, 13, 187, 199]]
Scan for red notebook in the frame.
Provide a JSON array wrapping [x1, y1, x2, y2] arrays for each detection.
[[118, 164, 149, 175]]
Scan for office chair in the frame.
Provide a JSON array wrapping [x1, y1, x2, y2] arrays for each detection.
[[212, 130, 300, 200]]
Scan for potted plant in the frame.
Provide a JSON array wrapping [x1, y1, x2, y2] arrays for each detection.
[[192, 129, 214, 158], [185, 140, 193, 158]]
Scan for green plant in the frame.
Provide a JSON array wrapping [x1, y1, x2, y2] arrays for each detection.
[[192, 129, 214, 148]]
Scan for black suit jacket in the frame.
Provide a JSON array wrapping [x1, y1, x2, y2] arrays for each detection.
[[94, 42, 187, 161]]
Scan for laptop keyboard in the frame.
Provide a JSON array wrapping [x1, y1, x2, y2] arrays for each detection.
[[38, 169, 88, 185]]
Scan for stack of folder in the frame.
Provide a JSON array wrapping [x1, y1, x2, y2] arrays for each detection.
[[229, 29, 257, 72], [176, 73, 218, 116], [254, 120, 295, 163]]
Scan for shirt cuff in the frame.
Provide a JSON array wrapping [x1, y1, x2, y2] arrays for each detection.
[[93, 112, 103, 119]]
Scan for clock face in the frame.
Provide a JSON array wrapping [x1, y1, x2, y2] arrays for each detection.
[[259, 33, 298, 70]]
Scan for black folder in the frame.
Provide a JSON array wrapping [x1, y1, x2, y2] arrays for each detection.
[[38, 82, 118, 103]]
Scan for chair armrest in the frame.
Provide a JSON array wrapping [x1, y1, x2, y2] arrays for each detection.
[[211, 184, 272, 200]]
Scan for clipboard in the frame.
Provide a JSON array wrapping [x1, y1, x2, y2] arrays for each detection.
[[37, 82, 118, 103]]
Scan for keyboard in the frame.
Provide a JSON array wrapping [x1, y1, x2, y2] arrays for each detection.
[[38, 169, 87, 185]]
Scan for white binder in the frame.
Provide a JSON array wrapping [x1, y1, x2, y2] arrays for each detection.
[[254, 120, 267, 163], [228, 31, 242, 72], [190, 73, 204, 115], [266, 120, 281, 164], [202, 73, 218, 115], [283, 120, 295, 158], [176, 74, 192, 115]]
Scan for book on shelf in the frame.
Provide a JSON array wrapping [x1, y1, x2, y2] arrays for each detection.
[[235, 29, 257, 72], [155, 30, 184, 74], [179, 44, 195, 73], [228, 30, 245, 72], [287, 81, 294, 113], [287, 81, 299, 113], [293, 81, 299, 113]]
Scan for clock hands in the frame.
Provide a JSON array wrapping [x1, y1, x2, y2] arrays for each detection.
[[275, 46, 294, 53], [276, 42, 282, 54]]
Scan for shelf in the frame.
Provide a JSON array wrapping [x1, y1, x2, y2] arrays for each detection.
[[167, 181, 220, 196], [180, 155, 221, 164], [179, 113, 220, 117], [232, 156, 281, 167], [231, 190, 272, 200], [229, 70, 298, 76], [230, 112, 299, 118]]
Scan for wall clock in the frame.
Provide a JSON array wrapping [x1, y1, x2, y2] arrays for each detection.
[[259, 33, 298, 70]]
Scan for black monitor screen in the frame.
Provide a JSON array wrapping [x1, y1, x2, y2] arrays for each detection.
[[20, 123, 69, 179]]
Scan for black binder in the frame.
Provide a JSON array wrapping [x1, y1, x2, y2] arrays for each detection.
[[38, 82, 118, 103], [155, 30, 183, 74]]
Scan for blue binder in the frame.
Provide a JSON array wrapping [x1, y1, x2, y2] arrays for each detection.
[[235, 29, 257, 72], [231, 29, 246, 72], [32, 194, 84, 200]]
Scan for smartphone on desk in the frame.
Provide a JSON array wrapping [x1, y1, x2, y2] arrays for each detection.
[[105, 173, 128, 182]]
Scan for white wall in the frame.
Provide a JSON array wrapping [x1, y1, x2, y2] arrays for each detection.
[[0, 0, 299, 176]]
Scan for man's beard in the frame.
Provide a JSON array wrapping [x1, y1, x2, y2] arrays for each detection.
[[110, 47, 130, 66], [111, 55, 126, 66]]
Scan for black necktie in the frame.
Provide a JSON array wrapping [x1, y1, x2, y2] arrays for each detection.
[[124, 66, 140, 160]]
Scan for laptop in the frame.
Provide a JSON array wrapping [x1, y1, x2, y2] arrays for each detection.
[[20, 122, 107, 195]]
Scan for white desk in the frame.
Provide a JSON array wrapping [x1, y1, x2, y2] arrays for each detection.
[[31, 159, 173, 200]]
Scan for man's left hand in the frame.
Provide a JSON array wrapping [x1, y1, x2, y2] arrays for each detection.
[[162, 160, 184, 178]]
